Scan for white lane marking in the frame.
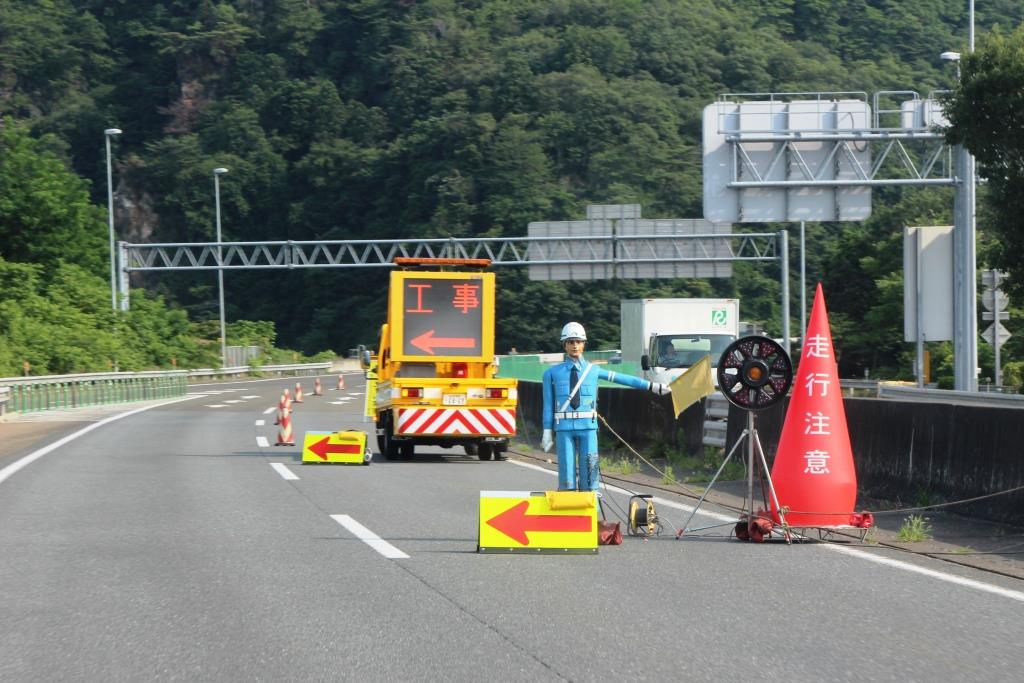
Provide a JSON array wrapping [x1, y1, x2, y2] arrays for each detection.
[[255, 419, 265, 426], [331, 514, 409, 559], [241, 395, 260, 399], [256, 436, 270, 448], [329, 400, 350, 405], [0, 396, 200, 486], [270, 462, 298, 480], [205, 404, 228, 408], [825, 543, 1024, 602], [224, 399, 244, 404], [508, 459, 1024, 602], [349, 392, 363, 396], [262, 406, 277, 415]]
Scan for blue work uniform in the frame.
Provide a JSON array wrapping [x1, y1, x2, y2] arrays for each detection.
[[542, 356, 651, 491]]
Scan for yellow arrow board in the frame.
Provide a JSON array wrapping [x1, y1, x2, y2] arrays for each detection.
[[478, 491, 597, 553], [301, 430, 370, 465]]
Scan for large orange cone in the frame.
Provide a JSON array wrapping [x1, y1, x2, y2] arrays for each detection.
[[770, 284, 859, 527], [313, 377, 323, 396], [337, 374, 345, 391], [275, 409, 294, 446], [294, 381, 304, 403]]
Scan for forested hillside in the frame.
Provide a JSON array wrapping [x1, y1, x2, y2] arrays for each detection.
[[2, 1, 1023, 385]]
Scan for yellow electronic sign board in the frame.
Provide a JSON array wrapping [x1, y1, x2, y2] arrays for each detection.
[[389, 271, 495, 362]]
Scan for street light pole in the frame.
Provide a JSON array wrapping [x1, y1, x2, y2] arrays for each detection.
[[104, 128, 122, 310], [214, 167, 229, 369], [941, 45, 978, 391]]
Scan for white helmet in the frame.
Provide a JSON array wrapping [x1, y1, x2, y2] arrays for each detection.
[[560, 322, 587, 342]]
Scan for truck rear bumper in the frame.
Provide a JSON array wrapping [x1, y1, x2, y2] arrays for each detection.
[[395, 407, 516, 437]]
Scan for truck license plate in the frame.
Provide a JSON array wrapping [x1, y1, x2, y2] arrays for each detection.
[[443, 393, 467, 406]]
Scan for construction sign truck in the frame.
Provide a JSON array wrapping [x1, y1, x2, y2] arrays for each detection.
[[364, 258, 518, 461]]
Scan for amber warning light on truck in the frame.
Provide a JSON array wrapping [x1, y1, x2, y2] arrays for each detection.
[[390, 271, 496, 361]]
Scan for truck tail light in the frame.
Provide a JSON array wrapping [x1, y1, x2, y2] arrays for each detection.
[[486, 388, 506, 399], [452, 362, 468, 378], [402, 387, 423, 398]]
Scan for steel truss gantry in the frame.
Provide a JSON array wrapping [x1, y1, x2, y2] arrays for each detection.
[[120, 233, 782, 272]]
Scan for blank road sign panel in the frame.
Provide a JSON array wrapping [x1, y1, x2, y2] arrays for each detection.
[[703, 100, 872, 223]]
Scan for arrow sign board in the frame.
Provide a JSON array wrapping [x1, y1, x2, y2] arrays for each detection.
[[390, 271, 495, 362], [301, 430, 371, 465], [478, 491, 597, 553]]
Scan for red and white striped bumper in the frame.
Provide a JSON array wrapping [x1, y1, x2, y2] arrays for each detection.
[[396, 407, 516, 436]]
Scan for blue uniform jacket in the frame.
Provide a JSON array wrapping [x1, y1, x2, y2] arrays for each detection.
[[542, 357, 651, 432]]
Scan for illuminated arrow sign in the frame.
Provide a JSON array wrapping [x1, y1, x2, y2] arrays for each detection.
[[410, 330, 476, 355], [391, 271, 494, 360], [477, 491, 597, 553]]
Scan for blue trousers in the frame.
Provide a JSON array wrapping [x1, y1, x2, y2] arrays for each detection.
[[556, 429, 600, 491]]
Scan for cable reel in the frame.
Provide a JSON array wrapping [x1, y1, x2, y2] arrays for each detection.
[[716, 336, 793, 411], [627, 494, 659, 536]]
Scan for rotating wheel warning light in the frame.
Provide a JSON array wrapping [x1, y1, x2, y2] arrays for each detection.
[[717, 336, 793, 411]]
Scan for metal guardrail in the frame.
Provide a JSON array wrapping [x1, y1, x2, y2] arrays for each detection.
[[0, 362, 332, 414], [876, 383, 1024, 408]]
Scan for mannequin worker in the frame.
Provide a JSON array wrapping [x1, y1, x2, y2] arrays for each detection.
[[541, 322, 670, 491]]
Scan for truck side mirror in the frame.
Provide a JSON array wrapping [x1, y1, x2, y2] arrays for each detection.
[[360, 349, 372, 369], [641, 354, 651, 371]]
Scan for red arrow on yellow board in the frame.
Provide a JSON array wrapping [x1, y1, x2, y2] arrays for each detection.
[[410, 329, 476, 354], [307, 437, 363, 460], [485, 501, 592, 545]]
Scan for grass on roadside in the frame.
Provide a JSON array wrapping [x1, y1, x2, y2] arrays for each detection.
[[897, 514, 933, 542], [602, 457, 641, 476]]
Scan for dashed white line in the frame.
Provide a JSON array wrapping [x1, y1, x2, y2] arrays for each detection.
[[242, 395, 260, 399], [507, 458, 1024, 602], [331, 514, 409, 559], [270, 462, 298, 480], [256, 436, 270, 448], [262, 406, 277, 415], [205, 404, 228, 408], [255, 419, 265, 426], [224, 399, 244, 404]]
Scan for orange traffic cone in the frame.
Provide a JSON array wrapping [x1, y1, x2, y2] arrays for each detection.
[[770, 284, 862, 528], [313, 377, 323, 396], [274, 393, 287, 424], [294, 381, 304, 403], [275, 408, 294, 446], [337, 374, 345, 391]]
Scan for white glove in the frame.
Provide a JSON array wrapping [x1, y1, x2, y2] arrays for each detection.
[[541, 429, 554, 452], [650, 382, 670, 396]]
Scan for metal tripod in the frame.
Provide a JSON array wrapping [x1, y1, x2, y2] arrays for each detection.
[[679, 411, 791, 542]]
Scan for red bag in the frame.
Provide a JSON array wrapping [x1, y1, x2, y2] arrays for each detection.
[[598, 520, 622, 545]]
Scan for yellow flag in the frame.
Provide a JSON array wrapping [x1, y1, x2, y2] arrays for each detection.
[[670, 354, 714, 417]]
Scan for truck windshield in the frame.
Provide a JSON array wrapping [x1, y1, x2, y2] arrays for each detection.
[[654, 335, 735, 368]]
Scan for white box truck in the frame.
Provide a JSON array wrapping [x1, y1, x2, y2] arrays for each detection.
[[620, 298, 740, 384]]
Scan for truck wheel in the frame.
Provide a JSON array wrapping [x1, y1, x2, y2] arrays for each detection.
[[464, 442, 478, 456], [477, 442, 493, 461], [382, 415, 400, 460], [493, 442, 508, 461], [400, 441, 414, 460]]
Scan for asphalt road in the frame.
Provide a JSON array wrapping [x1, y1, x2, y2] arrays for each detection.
[[2, 375, 1023, 681]]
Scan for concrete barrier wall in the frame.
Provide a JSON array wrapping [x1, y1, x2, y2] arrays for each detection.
[[729, 398, 1024, 526]]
